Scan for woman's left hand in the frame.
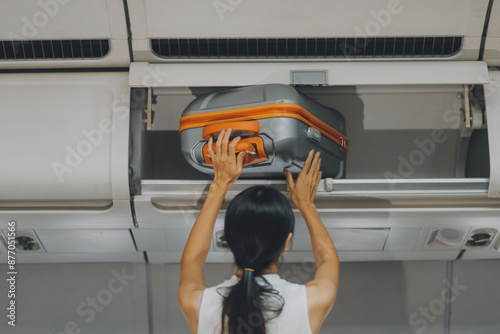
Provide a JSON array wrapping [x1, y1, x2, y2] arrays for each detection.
[[207, 127, 246, 191]]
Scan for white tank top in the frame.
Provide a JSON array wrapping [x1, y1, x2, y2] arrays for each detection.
[[197, 274, 312, 334]]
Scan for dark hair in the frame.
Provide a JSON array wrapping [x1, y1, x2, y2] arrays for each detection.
[[220, 186, 295, 334]]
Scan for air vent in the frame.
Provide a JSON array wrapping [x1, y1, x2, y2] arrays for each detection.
[[151, 36, 462, 59], [0, 39, 110, 61]]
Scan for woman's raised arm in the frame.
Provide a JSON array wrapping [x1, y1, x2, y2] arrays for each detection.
[[178, 127, 245, 334], [284, 150, 339, 334]]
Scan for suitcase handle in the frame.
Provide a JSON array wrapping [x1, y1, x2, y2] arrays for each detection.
[[202, 137, 268, 166], [202, 121, 260, 139]]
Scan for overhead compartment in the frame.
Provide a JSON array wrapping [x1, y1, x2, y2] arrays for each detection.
[[0, 0, 130, 69], [128, 62, 500, 262], [0, 72, 132, 229], [127, 0, 495, 63]]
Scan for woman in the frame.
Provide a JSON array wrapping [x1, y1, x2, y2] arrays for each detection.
[[178, 127, 339, 334]]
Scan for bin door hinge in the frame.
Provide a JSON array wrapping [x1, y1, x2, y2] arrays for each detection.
[[143, 87, 155, 131]]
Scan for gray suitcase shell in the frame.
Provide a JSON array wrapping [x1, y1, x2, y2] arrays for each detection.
[[179, 84, 347, 178]]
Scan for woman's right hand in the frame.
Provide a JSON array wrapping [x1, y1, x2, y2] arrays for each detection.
[[207, 127, 246, 192], [284, 149, 322, 211]]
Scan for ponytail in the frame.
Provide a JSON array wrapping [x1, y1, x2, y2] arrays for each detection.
[[220, 186, 295, 334], [219, 270, 284, 334]]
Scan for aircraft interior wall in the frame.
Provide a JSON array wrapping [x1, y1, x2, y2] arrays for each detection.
[[1, 260, 499, 334]]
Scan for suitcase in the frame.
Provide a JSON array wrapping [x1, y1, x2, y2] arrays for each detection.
[[179, 84, 348, 178]]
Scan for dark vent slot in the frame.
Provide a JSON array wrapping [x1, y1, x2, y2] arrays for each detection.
[[151, 36, 463, 59], [0, 39, 110, 60]]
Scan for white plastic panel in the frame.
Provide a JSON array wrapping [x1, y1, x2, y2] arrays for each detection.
[[0, 252, 145, 264], [142, 250, 462, 263], [0, 72, 132, 229], [129, 61, 489, 88], [0, 200, 132, 230], [484, 38, 500, 65], [0, 0, 129, 68], [461, 250, 500, 260], [35, 229, 136, 253], [132, 228, 195, 251], [0, 233, 5, 254], [146, 250, 234, 264], [484, 1, 500, 65], [283, 250, 461, 262], [129, 0, 489, 61], [132, 228, 170, 251], [0, 72, 130, 201], [312, 210, 500, 230], [133, 195, 200, 229], [383, 227, 423, 251], [292, 228, 389, 251], [144, 0, 480, 38], [485, 71, 500, 197], [485, 0, 500, 38]]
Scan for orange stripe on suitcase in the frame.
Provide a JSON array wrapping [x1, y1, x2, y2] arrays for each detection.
[[178, 103, 349, 151]]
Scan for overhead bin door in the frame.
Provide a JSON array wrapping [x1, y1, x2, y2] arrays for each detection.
[[0, 0, 129, 69], [128, 0, 493, 62], [0, 72, 132, 229]]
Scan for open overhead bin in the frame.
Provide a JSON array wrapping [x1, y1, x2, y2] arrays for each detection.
[[0, 0, 130, 69], [127, 0, 499, 64], [0, 72, 132, 229], [128, 61, 500, 262]]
